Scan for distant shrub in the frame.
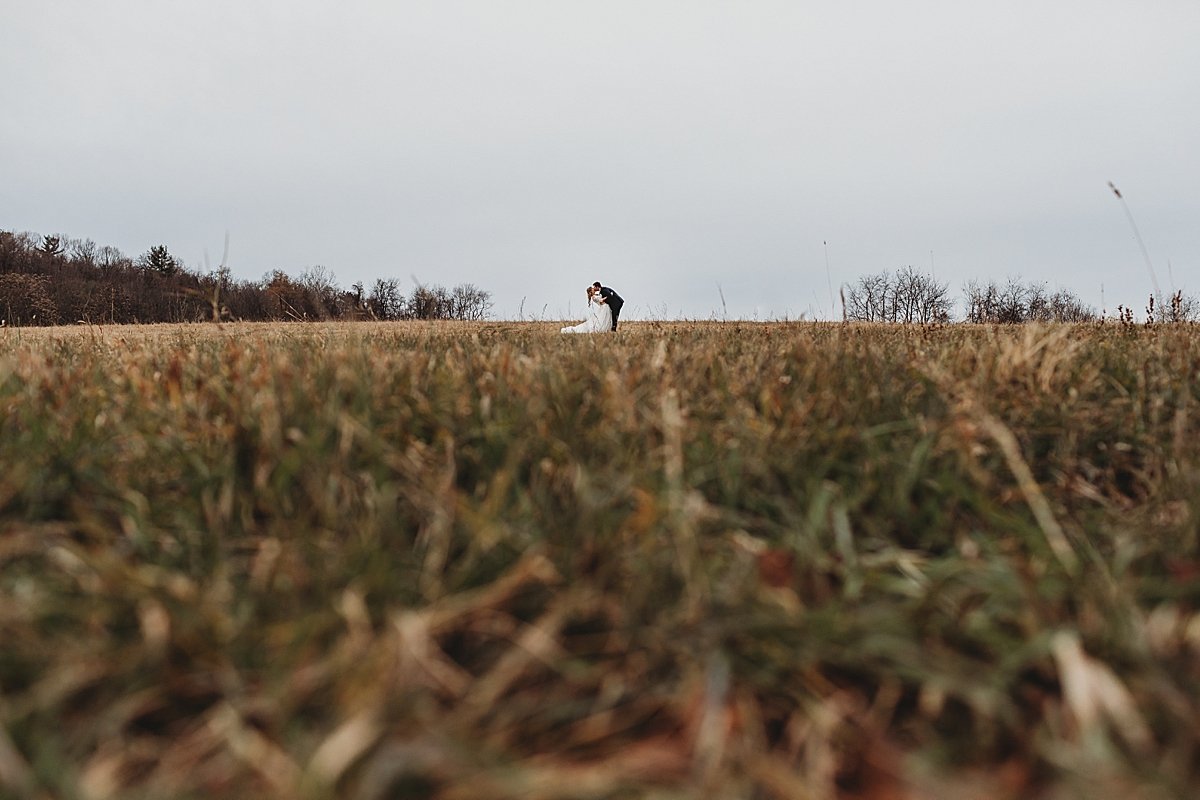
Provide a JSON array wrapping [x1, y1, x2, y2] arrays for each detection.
[[963, 279, 1095, 323]]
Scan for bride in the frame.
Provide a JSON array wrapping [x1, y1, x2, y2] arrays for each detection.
[[560, 285, 613, 334]]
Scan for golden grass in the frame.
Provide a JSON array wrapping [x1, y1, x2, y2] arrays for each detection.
[[1, 320, 1199, 799]]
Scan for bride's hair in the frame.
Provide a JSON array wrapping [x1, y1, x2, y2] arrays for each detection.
[[586, 285, 596, 300]]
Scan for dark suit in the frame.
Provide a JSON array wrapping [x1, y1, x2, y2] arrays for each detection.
[[598, 286, 624, 331]]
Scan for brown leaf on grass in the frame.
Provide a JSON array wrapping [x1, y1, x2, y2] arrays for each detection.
[[624, 487, 659, 535], [758, 549, 796, 589], [834, 729, 910, 800], [1165, 558, 1200, 584]]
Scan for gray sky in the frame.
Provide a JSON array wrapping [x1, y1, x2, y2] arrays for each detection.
[[3, 1, 1198, 320]]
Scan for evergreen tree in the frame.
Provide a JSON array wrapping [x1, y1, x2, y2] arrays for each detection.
[[140, 245, 179, 276]]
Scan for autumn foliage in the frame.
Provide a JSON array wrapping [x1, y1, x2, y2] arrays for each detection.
[[0, 230, 492, 324]]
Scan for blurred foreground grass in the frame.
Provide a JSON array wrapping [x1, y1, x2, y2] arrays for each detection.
[[2, 320, 1199, 799]]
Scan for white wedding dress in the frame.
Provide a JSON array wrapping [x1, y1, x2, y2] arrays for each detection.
[[560, 297, 612, 334]]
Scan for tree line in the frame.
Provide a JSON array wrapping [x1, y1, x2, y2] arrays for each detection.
[[0, 230, 492, 326], [844, 266, 1199, 324]]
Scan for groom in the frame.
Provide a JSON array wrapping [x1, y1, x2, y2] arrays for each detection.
[[592, 281, 624, 331]]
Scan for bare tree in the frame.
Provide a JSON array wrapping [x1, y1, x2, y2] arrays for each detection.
[[845, 272, 891, 322], [846, 267, 949, 323], [964, 279, 995, 323], [1047, 288, 1096, 322], [368, 279, 404, 320], [97, 245, 130, 273], [1025, 282, 1050, 321], [451, 283, 493, 320], [995, 278, 1028, 324], [407, 284, 454, 320], [965, 278, 1094, 323], [300, 265, 340, 319], [69, 238, 98, 267], [964, 278, 1023, 323], [896, 266, 950, 323], [263, 270, 308, 320]]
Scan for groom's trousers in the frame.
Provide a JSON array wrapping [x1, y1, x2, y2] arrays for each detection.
[[609, 301, 623, 331]]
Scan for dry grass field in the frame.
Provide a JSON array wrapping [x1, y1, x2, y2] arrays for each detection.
[[2, 319, 1199, 799]]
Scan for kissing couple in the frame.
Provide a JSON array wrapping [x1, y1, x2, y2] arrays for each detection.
[[560, 282, 624, 334]]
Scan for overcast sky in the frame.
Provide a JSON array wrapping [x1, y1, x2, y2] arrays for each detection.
[[3, 1, 1198, 320]]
